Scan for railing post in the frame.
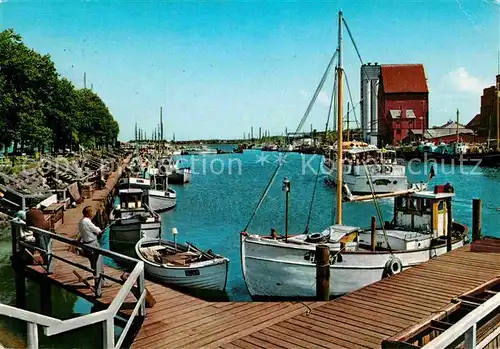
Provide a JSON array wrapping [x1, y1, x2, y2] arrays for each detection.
[[27, 322, 38, 349], [46, 235, 53, 274], [103, 318, 114, 349], [95, 254, 103, 298], [11, 220, 20, 257], [464, 324, 477, 349], [137, 267, 146, 317]]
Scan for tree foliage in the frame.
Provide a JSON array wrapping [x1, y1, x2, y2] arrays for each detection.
[[0, 29, 119, 153]]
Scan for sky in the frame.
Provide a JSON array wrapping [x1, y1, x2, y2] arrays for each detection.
[[1, 0, 499, 141]]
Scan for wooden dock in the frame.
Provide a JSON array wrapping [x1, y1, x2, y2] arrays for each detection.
[[11, 160, 500, 348]]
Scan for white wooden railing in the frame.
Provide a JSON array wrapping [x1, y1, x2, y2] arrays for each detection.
[[422, 291, 500, 349], [4, 220, 147, 348]]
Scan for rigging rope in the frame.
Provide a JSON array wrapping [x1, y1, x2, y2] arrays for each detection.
[[325, 68, 337, 133], [242, 163, 283, 232], [304, 155, 324, 233], [344, 72, 359, 129], [342, 18, 363, 65], [362, 162, 393, 253], [242, 51, 338, 232], [295, 50, 338, 134]]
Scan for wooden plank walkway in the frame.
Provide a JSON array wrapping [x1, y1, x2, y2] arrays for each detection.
[[18, 157, 500, 348], [21, 158, 322, 348], [218, 246, 500, 349]]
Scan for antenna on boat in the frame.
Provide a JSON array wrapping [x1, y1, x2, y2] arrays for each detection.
[[336, 10, 344, 225], [172, 227, 178, 251]]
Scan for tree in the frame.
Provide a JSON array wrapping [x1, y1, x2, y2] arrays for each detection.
[[0, 29, 120, 153]]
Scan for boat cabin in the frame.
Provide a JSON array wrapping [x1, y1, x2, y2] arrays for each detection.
[[119, 177, 151, 190], [118, 188, 144, 210], [393, 184, 455, 238], [150, 174, 168, 191]]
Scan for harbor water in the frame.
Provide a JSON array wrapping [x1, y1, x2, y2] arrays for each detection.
[[0, 146, 499, 345]]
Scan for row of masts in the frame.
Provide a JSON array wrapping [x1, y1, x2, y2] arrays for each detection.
[[134, 107, 168, 142]]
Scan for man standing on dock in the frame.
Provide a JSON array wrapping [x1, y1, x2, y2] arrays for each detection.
[[78, 206, 103, 273]]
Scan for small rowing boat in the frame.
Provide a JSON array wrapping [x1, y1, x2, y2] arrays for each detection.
[[135, 237, 229, 291]]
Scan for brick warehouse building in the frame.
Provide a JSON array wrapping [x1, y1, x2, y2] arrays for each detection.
[[377, 64, 429, 145], [476, 75, 500, 143]]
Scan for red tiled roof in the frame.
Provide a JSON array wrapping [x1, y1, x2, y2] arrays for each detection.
[[381, 64, 429, 94]]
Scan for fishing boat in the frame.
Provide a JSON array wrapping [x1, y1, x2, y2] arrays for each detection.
[[241, 184, 469, 298], [240, 11, 469, 299], [109, 188, 161, 255], [148, 172, 177, 212], [156, 156, 191, 184], [324, 142, 408, 194], [120, 174, 177, 212], [135, 237, 229, 291]]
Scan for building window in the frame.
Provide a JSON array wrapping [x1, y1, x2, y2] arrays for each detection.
[[406, 109, 416, 119]]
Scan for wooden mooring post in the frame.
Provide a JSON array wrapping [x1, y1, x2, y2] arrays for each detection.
[[316, 245, 330, 301], [370, 216, 377, 251], [472, 198, 482, 241]]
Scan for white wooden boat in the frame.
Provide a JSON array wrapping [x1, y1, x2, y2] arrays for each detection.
[[136, 237, 229, 291], [241, 186, 469, 299], [324, 143, 408, 194], [157, 157, 192, 184], [109, 188, 161, 255], [148, 188, 176, 212]]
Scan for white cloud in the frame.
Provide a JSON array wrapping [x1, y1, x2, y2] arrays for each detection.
[[317, 91, 331, 106], [300, 90, 332, 107], [446, 67, 489, 94]]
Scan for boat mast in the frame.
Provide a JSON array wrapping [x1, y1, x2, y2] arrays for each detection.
[[336, 10, 344, 224], [497, 77, 500, 150], [346, 101, 350, 142], [456, 109, 459, 144]]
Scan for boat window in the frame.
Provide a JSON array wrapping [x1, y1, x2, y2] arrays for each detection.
[[422, 199, 432, 213], [408, 198, 418, 211], [438, 200, 445, 211]]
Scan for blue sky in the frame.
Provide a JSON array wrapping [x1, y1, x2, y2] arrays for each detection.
[[1, 0, 499, 141]]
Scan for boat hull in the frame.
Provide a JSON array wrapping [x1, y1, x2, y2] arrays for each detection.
[[109, 219, 161, 255], [241, 232, 467, 299], [135, 239, 229, 291], [325, 161, 408, 194], [168, 169, 191, 184], [148, 192, 176, 212]]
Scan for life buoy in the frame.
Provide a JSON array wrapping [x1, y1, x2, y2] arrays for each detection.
[[306, 231, 330, 243], [384, 257, 403, 277]]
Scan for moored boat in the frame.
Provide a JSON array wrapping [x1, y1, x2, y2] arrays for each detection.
[[241, 184, 469, 299], [109, 188, 161, 256], [135, 237, 229, 291], [324, 142, 408, 195]]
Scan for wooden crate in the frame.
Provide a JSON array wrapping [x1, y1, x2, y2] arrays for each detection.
[[42, 203, 65, 230], [80, 182, 96, 199]]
